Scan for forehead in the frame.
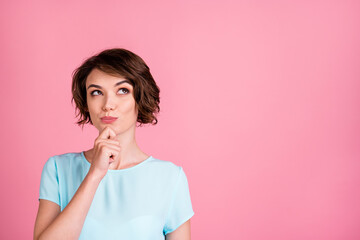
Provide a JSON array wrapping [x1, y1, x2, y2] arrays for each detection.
[[86, 68, 132, 87]]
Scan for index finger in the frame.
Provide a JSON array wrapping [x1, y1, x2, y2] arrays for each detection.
[[98, 126, 117, 140]]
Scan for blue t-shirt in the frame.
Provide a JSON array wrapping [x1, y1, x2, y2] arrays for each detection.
[[39, 151, 194, 239]]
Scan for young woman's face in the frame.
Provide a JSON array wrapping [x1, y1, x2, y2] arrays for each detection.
[[85, 68, 138, 135]]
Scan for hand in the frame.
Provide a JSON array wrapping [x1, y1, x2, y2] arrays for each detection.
[[88, 126, 121, 180]]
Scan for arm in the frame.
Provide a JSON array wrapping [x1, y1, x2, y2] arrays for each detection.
[[165, 219, 191, 240], [34, 127, 121, 240], [34, 171, 101, 240]]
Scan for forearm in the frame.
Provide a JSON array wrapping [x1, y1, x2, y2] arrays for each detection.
[[38, 171, 102, 240]]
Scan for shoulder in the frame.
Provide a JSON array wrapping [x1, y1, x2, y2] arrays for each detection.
[[48, 151, 81, 162], [44, 152, 83, 170], [148, 156, 181, 170], [146, 156, 186, 180]]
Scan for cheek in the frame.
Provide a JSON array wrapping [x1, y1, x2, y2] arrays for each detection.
[[121, 99, 137, 115]]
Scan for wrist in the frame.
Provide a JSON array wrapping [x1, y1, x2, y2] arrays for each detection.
[[86, 168, 104, 183]]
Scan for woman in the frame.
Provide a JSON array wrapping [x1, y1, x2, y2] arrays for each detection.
[[34, 48, 194, 240]]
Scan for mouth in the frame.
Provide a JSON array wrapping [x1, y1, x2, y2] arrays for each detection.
[[101, 116, 118, 124]]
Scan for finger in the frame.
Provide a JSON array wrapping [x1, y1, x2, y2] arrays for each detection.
[[98, 126, 117, 140], [95, 138, 121, 146], [103, 146, 120, 160], [97, 142, 121, 153]]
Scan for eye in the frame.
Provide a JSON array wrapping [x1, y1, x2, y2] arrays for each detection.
[[90, 90, 102, 96], [90, 88, 129, 96], [118, 88, 129, 94]]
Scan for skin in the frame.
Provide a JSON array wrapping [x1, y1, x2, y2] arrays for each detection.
[[33, 68, 191, 239], [84, 68, 148, 171]]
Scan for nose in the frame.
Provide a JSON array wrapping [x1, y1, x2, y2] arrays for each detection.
[[102, 95, 116, 112]]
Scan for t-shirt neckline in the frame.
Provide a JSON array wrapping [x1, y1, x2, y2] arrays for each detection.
[[80, 151, 152, 173]]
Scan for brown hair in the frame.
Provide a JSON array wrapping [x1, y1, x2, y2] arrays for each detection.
[[71, 48, 160, 129]]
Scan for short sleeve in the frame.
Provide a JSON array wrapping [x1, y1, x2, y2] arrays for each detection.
[[163, 167, 195, 235], [39, 156, 60, 206]]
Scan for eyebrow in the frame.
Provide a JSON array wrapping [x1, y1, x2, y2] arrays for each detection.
[[87, 80, 132, 90]]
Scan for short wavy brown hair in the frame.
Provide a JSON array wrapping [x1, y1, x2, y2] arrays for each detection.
[[71, 48, 160, 129]]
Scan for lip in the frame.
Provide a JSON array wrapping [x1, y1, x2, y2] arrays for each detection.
[[101, 116, 118, 120], [101, 116, 118, 124]]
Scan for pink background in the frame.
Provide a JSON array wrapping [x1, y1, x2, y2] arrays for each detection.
[[0, 0, 359, 239]]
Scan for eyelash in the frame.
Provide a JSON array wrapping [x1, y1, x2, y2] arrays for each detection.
[[90, 88, 130, 96]]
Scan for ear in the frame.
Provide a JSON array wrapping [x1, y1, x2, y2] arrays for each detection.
[[134, 103, 139, 115]]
